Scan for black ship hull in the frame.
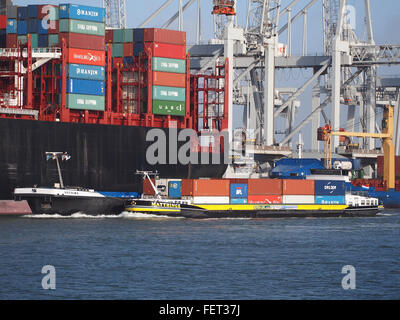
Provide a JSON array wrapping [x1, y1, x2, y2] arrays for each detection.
[[0, 118, 227, 200]]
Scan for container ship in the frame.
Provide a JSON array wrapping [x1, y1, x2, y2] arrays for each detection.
[[0, 2, 228, 210]]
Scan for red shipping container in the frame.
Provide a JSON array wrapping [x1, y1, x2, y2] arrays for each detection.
[[48, 20, 59, 34], [143, 179, 156, 195], [0, 15, 6, 29], [181, 179, 230, 197], [6, 34, 17, 48], [248, 179, 282, 195], [248, 195, 282, 204], [144, 28, 186, 45], [153, 71, 186, 88], [230, 179, 249, 184], [123, 42, 133, 57], [145, 42, 186, 60], [106, 29, 114, 43], [59, 33, 105, 51], [282, 179, 315, 195], [67, 48, 105, 66]]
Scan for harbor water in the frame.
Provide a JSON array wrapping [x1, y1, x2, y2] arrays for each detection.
[[0, 211, 399, 300]]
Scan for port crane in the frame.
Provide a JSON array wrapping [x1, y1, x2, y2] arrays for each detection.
[[318, 105, 395, 189]]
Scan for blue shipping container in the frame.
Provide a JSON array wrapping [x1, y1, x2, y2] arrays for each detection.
[[66, 79, 105, 96], [315, 196, 346, 205], [17, 21, 27, 35], [6, 19, 17, 34], [133, 28, 144, 42], [133, 42, 144, 56], [38, 34, 48, 48], [230, 184, 248, 199], [27, 5, 39, 18], [67, 64, 105, 81], [38, 20, 49, 35], [59, 4, 105, 23], [231, 198, 248, 204], [27, 19, 38, 33], [168, 181, 182, 199], [17, 7, 28, 20], [314, 180, 346, 196]]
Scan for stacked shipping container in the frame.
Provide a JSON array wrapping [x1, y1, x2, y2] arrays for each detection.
[[146, 28, 187, 117], [143, 178, 349, 206], [0, 3, 58, 48], [59, 4, 106, 111]]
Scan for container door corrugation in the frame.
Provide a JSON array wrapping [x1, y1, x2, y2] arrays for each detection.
[[66, 93, 105, 111], [59, 4, 105, 23]]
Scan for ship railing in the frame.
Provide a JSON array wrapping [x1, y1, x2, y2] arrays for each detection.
[[0, 47, 62, 59]]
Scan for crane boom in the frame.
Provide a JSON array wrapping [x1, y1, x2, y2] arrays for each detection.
[[318, 105, 395, 189]]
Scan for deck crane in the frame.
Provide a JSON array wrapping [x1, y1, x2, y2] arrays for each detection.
[[318, 105, 395, 190]]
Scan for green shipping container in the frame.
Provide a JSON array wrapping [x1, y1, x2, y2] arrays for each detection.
[[153, 100, 185, 116], [48, 34, 59, 46], [59, 19, 105, 36], [29, 34, 38, 48], [112, 43, 124, 57], [17, 35, 27, 45], [66, 94, 105, 111], [152, 85, 186, 102], [152, 57, 186, 74], [113, 28, 133, 43]]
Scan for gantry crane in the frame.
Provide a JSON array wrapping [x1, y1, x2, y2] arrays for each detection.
[[212, 0, 236, 15], [318, 105, 395, 190]]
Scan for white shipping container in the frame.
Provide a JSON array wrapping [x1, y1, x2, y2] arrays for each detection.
[[193, 196, 230, 205], [282, 195, 315, 204], [155, 179, 169, 197]]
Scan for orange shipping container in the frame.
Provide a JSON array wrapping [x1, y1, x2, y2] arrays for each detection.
[[248, 179, 282, 195], [143, 178, 156, 195], [181, 179, 230, 197], [282, 179, 315, 195], [67, 48, 105, 66], [153, 71, 186, 88], [123, 43, 133, 57], [248, 195, 282, 204], [144, 28, 186, 45]]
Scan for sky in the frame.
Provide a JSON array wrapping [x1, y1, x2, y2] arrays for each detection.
[[13, 0, 400, 150]]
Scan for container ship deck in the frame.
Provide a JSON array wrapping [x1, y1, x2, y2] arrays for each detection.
[[0, 2, 229, 208]]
